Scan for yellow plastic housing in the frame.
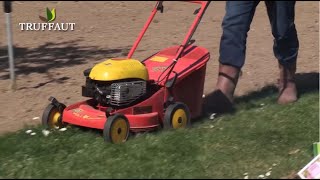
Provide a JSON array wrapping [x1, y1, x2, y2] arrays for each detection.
[[89, 58, 149, 81]]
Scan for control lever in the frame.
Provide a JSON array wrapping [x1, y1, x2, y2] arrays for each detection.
[[157, 1, 164, 13], [193, 8, 200, 15]]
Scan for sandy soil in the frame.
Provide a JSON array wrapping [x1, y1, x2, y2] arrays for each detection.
[[0, 1, 318, 135]]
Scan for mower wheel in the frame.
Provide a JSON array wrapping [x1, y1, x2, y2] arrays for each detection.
[[42, 104, 65, 129], [103, 114, 130, 144], [163, 102, 191, 129]]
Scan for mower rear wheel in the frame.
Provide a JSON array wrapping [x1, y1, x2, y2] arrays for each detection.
[[103, 114, 130, 144], [163, 102, 191, 129], [42, 104, 65, 129]]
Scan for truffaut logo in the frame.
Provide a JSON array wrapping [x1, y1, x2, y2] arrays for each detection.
[[19, 7, 75, 31], [39, 8, 56, 22]]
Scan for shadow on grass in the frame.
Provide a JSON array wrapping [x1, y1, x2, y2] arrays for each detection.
[[201, 72, 319, 117], [69, 124, 159, 142], [0, 39, 136, 80], [234, 72, 319, 104]]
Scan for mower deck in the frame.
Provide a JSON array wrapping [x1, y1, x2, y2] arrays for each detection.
[[63, 86, 165, 132]]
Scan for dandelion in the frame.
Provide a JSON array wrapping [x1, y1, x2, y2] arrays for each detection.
[[25, 130, 32, 134], [209, 113, 216, 120], [258, 174, 264, 179], [265, 171, 271, 177], [42, 129, 50, 137], [30, 132, 36, 136]]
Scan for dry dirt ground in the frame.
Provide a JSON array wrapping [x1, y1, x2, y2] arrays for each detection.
[[0, 1, 318, 135]]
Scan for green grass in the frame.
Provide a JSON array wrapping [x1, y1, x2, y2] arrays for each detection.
[[0, 88, 318, 179]]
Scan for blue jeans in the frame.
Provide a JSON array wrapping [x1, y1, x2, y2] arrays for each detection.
[[219, 1, 299, 68]]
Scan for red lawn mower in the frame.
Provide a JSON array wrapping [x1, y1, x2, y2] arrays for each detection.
[[42, 1, 211, 144]]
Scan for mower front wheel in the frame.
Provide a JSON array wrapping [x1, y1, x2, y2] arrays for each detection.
[[42, 104, 65, 129], [103, 114, 130, 144], [163, 102, 191, 129]]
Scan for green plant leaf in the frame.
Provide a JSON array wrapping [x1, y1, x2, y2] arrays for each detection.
[[49, 8, 56, 22], [46, 7, 52, 22], [46, 8, 56, 22]]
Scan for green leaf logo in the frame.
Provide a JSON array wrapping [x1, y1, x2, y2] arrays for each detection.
[[46, 8, 56, 22], [39, 7, 56, 22]]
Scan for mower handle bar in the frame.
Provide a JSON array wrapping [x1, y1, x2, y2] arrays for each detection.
[[185, 1, 208, 5], [127, 1, 211, 60]]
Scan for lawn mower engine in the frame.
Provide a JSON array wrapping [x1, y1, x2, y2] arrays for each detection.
[[82, 58, 150, 108]]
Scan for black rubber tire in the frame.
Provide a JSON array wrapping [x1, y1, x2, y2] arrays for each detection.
[[42, 104, 64, 129], [103, 114, 130, 144], [163, 102, 191, 129]]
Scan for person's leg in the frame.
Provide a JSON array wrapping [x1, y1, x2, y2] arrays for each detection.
[[265, 1, 299, 104], [219, 1, 260, 69], [204, 1, 259, 114]]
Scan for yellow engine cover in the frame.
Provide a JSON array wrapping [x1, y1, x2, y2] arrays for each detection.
[[89, 58, 149, 81]]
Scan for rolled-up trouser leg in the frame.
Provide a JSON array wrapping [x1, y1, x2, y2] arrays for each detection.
[[265, 1, 299, 66], [219, 1, 260, 69]]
